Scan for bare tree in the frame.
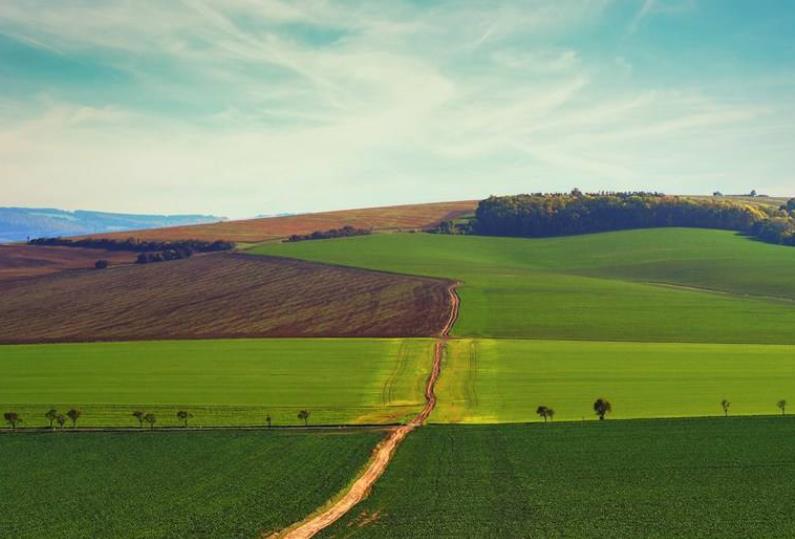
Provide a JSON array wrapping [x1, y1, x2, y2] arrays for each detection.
[[593, 398, 612, 421], [176, 410, 192, 428], [777, 399, 787, 416], [297, 410, 310, 427], [132, 410, 145, 428], [143, 413, 156, 430], [721, 399, 730, 417], [4, 412, 22, 429], [45, 408, 58, 429], [66, 408, 82, 428]]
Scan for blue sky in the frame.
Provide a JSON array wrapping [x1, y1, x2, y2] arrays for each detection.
[[1, 0, 793, 217]]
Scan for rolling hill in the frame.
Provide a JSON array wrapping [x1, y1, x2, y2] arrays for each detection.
[[0, 252, 454, 343], [82, 200, 478, 242], [251, 228, 795, 344], [0, 207, 222, 243]]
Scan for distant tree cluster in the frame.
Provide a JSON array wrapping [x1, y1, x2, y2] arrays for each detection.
[[135, 248, 192, 264], [435, 191, 795, 247], [29, 237, 234, 253], [285, 225, 371, 243]]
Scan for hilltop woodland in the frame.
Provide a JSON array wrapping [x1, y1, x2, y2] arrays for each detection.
[[438, 192, 795, 246]]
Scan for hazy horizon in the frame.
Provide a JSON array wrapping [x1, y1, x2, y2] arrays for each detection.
[[2, 1, 794, 219]]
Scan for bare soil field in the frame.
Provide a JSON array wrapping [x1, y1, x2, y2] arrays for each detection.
[[0, 244, 137, 283], [82, 201, 477, 242], [0, 253, 454, 343]]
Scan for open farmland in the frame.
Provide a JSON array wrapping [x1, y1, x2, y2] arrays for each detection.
[[83, 200, 477, 242], [252, 228, 795, 344], [322, 418, 795, 538], [0, 429, 380, 539], [0, 253, 454, 343], [0, 244, 136, 282], [0, 338, 433, 426], [432, 339, 795, 423]]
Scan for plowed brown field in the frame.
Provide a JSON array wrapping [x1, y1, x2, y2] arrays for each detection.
[[0, 245, 137, 283], [83, 200, 477, 242], [0, 253, 454, 343]]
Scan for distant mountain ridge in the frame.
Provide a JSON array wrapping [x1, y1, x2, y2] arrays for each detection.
[[0, 207, 224, 243]]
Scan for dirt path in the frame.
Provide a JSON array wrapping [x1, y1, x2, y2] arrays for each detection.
[[271, 283, 459, 539]]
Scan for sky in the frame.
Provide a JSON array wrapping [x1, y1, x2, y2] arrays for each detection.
[[0, 0, 793, 218]]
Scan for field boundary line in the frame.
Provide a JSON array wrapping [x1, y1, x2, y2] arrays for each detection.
[[268, 282, 460, 539]]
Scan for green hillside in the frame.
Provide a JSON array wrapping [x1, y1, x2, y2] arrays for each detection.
[[322, 419, 795, 538], [251, 228, 795, 343], [0, 339, 433, 427], [0, 430, 379, 538], [434, 339, 795, 423]]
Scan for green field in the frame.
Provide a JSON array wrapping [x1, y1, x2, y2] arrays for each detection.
[[322, 418, 795, 538], [0, 339, 433, 427], [433, 339, 795, 423], [0, 430, 380, 538], [252, 228, 795, 343]]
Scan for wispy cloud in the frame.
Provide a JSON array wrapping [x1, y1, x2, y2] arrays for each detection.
[[0, 0, 793, 216]]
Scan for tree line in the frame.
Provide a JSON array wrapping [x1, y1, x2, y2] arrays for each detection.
[[436, 191, 795, 246], [285, 225, 371, 243], [29, 237, 235, 253], [533, 398, 788, 422], [3, 408, 315, 430]]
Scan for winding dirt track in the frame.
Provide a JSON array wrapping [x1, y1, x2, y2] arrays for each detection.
[[271, 283, 460, 539]]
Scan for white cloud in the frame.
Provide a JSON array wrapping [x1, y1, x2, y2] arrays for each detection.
[[1, 0, 793, 216]]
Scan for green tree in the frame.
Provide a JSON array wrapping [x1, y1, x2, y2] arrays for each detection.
[[132, 410, 145, 428], [536, 405, 550, 423], [66, 408, 82, 428], [176, 410, 192, 428], [547, 408, 555, 422], [4, 412, 22, 429], [593, 398, 612, 420], [143, 413, 156, 430], [297, 410, 310, 427], [266, 414, 272, 428], [45, 408, 58, 429], [721, 399, 731, 417], [777, 399, 787, 416], [56, 415, 66, 430]]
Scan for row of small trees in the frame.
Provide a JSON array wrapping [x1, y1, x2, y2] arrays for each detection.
[[535, 399, 788, 422], [0, 408, 83, 430], [3, 409, 314, 430]]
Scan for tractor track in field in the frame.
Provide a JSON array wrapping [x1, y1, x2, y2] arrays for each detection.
[[269, 282, 460, 539]]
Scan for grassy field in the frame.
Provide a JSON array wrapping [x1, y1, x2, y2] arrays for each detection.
[[252, 228, 795, 343], [0, 253, 453, 343], [322, 418, 795, 538], [0, 339, 433, 427], [433, 339, 795, 423], [0, 429, 380, 538]]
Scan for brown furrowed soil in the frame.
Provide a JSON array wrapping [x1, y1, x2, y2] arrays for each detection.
[[0, 253, 455, 343], [270, 284, 460, 539], [0, 245, 136, 283], [82, 200, 478, 242]]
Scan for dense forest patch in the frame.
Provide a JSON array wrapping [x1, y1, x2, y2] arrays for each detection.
[[439, 192, 795, 246]]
